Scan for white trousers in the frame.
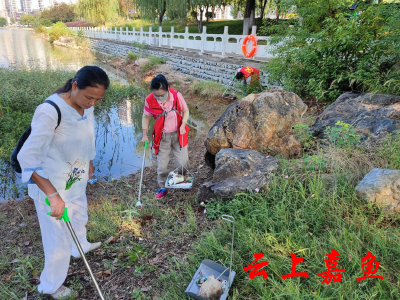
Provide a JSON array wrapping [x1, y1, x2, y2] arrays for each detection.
[[32, 190, 92, 294]]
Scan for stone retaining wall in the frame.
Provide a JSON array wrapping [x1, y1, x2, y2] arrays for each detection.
[[88, 37, 269, 86]]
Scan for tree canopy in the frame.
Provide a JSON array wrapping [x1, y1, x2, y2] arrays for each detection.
[[41, 3, 77, 23], [76, 0, 120, 25], [0, 17, 7, 27], [19, 14, 36, 25]]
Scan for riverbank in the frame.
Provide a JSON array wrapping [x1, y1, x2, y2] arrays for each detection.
[[0, 57, 234, 299], [2, 54, 400, 300]]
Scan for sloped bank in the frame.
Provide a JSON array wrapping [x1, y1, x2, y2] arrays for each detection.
[[87, 37, 269, 87]]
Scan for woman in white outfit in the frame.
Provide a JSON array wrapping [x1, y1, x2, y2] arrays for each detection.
[[17, 66, 110, 299]]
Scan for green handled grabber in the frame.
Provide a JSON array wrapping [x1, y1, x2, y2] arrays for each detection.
[[135, 140, 147, 210], [45, 198, 106, 300]]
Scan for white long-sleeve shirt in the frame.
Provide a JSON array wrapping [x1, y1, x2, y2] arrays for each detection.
[[17, 93, 96, 203]]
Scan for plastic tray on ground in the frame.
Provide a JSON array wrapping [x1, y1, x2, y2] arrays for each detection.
[[185, 259, 236, 300]]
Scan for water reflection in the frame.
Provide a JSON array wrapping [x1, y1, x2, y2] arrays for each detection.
[[0, 28, 95, 70], [93, 97, 153, 180]]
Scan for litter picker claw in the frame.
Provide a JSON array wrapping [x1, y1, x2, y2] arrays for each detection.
[[45, 198, 106, 300], [135, 140, 147, 210]]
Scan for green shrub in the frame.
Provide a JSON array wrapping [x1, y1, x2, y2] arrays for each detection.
[[47, 21, 71, 43], [324, 121, 361, 149], [126, 51, 139, 63], [34, 25, 47, 34], [294, 124, 316, 149], [140, 56, 165, 73], [263, 3, 400, 101]]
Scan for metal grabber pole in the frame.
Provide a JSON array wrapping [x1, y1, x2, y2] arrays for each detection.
[[45, 198, 106, 300], [135, 140, 147, 210]]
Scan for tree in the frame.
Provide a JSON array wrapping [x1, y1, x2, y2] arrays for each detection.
[[188, 0, 222, 33], [76, 0, 120, 25], [242, 0, 255, 34], [263, 2, 400, 100], [0, 17, 6, 27], [41, 3, 77, 23], [20, 14, 36, 26], [133, 0, 186, 26]]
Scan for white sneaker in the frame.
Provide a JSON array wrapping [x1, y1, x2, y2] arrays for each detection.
[[74, 242, 101, 259], [50, 285, 72, 299]]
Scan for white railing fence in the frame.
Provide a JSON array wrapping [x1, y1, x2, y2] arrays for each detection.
[[71, 25, 275, 59]]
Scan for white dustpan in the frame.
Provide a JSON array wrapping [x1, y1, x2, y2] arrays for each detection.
[[165, 165, 194, 189]]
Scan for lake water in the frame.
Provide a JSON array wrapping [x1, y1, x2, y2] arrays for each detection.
[[0, 28, 157, 200]]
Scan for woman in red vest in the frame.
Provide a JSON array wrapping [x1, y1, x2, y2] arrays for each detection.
[[141, 75, 190, 198], [235, 66, 260, 85]]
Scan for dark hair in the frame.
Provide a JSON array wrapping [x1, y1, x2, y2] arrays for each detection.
[[150, 74, 169, 91], [236, 72, 244, 80], [54, 66, 110, 94]]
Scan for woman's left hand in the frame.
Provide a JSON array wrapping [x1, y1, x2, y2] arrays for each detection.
[[180, 124, 186, 135], [89, 160, 94, 179]]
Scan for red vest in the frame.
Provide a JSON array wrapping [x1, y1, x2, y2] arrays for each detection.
[[239, 66, 260, 84], [145, 88, 189, 155]]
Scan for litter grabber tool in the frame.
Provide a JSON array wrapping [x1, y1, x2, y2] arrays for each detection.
[[185, 215, 236, 300], [45, 198, 106, 300], [222, 75, 236, 97], [135, 140, 147, 210], [222, 75, 238, 101]]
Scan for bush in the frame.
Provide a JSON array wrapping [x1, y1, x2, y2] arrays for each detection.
[[34, 25, 47, 34], [47, 21, 72, 42], [126, 51, 139, 63], [0, 17, 7, 27], [263, 3, 400, 102], [140, 56, 165, 73]]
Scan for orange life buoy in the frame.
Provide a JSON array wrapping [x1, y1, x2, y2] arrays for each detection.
[[242, 35, 257, 58]]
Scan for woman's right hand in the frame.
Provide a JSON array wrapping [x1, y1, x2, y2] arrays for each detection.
[[142, 135, 149, 144], [49, 195, 66, 220]]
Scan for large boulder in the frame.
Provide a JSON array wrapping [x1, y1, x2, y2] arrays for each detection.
[[311, 93, 400, 139], [355, 168, 400, 212], [197, 149, 278, 202], [204, 90, 308, 158]]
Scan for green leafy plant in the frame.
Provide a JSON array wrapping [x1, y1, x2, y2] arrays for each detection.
[[303, 154, 328, 171], [324, 121, 361, 149], [133, 41, 150, 58], [47, 21, 72, 43], [140, 56, 165, 73], [294, 124, 315, 149], [126, 51, 139, 63], [125, 242, 149, 265], [263, 3, 400, 101]]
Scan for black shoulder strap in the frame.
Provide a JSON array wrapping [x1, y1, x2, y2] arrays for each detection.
[[44, 99, 61, 129]]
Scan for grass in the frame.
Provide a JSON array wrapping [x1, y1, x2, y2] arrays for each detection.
[[140, 56, 166, 73], [125, 51, 139, 63], [158, 138, 400, 299], [189, 80, 226, 101], [2, 63, 400, 299]]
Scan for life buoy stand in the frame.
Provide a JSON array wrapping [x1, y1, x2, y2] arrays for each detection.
[[242, 35, 257, 58]]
